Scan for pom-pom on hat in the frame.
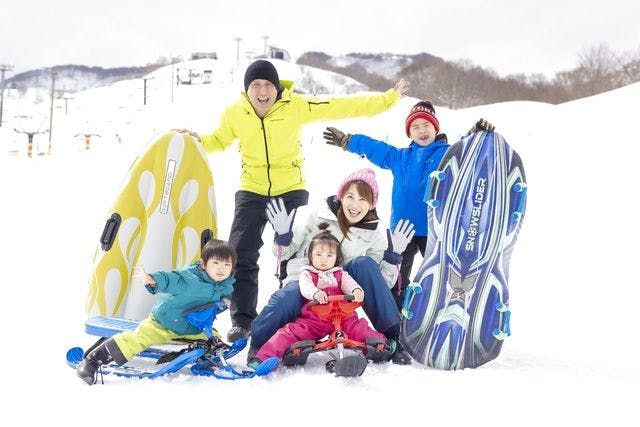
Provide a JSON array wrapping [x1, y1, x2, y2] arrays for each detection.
[[243, 60, 283, 93], [405, 100, 440, 136], [336, 168, 379, 209]]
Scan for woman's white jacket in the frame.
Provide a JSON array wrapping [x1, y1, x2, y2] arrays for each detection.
[[275, 203, 398, 288]]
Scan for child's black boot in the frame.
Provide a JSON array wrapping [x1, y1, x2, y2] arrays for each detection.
[[382, 325, 412, 365], [76, 338, 126, 385], [391, 340, 412, 365]]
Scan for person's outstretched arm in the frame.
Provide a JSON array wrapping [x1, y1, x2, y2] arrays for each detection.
[[296, 79, 408, 123]]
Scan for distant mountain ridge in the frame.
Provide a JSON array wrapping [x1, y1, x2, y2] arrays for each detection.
[[3, 53, 431, 95], [4, 64, 160, 95], [297, 51, 443, 91], [3, 46, 638, 108], [299, 49, 640, 107]]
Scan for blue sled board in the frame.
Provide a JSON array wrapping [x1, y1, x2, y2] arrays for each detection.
[[400, 130, 527, 370], [67, 316, 279, 380]]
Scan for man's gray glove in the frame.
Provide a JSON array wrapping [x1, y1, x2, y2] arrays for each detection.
[[323, 127, 351, 149], [383, 219, 416, 264], [265, 198, 297, 246]]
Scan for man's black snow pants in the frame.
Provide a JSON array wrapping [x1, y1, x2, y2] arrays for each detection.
[[228, 189, 309, 330]]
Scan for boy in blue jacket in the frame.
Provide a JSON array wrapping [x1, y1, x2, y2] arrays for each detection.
[[323, 101, 492, 308], [76, 239, 237, 385]]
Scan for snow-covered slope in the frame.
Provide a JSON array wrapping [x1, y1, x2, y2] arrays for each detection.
[[1, 64, 639, 427], [0, 58, 371, 154]]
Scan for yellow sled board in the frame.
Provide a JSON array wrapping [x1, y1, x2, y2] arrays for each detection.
[[86, 131, 217, 320]]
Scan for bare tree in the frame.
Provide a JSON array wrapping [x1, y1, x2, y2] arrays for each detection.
[[434, 61, 487, 109], [297, 68, 328, 95], [403, 64, 440, 104], [617, 46, 640, 85], [575, 44, 621, 96]]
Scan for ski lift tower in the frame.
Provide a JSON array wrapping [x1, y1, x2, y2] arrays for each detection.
[[0, 64, 14, 127]]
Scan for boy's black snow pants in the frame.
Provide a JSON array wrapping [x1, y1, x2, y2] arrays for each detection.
[[394, 236, 427, 309]]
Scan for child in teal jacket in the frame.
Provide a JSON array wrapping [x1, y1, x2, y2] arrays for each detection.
[[76, 239, 237, 385]]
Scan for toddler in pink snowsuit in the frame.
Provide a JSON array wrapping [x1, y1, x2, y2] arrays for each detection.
[[254, 224, 385, 362]]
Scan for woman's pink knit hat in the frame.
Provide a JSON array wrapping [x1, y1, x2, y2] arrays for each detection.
[[336, 168, 379, 209]]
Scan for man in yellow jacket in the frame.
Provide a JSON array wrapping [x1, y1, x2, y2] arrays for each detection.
[[196, 59, 407, 342]]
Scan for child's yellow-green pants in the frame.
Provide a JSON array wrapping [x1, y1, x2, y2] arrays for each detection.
[[113, 315, 219, 361]]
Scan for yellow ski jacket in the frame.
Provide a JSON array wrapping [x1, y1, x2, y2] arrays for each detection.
[[200, 82, 399, 196]]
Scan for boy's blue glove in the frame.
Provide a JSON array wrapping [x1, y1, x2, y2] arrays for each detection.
[[265, 198, 297, 246], [384, 219, 416, 264]]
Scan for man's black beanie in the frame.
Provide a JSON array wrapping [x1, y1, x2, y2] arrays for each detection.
[[243, 60, 283, 93]]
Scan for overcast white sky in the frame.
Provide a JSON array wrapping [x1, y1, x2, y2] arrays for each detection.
[[2, 0, 639, 77]]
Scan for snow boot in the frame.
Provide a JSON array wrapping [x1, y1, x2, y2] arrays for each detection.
[[391, 340, 412, 365], [382, 325, 412, 365], [365, 337, 394, 362], [227, 326, 250, 343], [247, 358, 262, 371], [76, 338, 127, 385], [246, 343, 259, 364]]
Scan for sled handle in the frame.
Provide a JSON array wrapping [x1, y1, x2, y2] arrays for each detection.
[[511, 181, 527, 222], [400, 282, 423, 319], [425, 171, 446, 208], [492, 302, 511, 340], [99, 213, 121, 251]]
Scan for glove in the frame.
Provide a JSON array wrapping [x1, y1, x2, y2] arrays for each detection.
[[265, 198, 297, 246], [469, 118, 495, 134], [323, 127, 351, 149], [383, 219, 416, 264]]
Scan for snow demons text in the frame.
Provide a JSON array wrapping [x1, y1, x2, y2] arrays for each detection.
[[465, 178, 486, 251]]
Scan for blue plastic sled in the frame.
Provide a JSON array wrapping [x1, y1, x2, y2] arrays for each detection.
[[400, 130, 526, 369]]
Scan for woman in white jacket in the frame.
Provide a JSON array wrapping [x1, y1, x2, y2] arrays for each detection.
[[249, 168, 415, 364]]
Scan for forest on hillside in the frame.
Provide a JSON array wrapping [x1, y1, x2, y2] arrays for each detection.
[[298, 44, 640, 108]]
